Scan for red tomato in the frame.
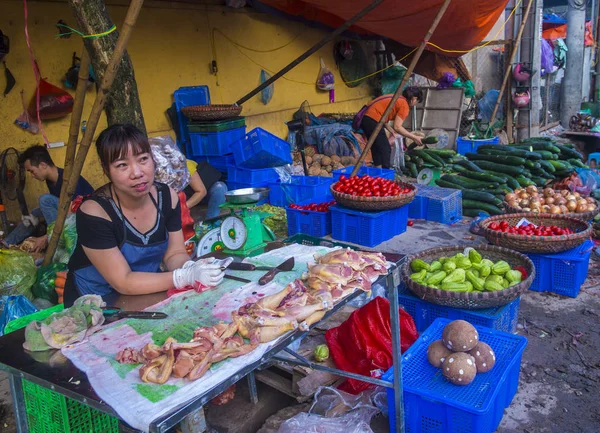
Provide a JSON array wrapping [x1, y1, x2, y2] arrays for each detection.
[[490, 222, 500, 231]]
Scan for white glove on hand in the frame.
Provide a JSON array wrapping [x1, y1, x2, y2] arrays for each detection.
[[21, 214, 39, 228], [173, 257, 225, 289]]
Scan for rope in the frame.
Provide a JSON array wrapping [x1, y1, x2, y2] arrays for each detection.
[[56, 23, 117, 39]]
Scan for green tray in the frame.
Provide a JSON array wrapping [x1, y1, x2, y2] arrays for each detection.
[[187, 116, 246, 133], [4, 304, 64, 335]]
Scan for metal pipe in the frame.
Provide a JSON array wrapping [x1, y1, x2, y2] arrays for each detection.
[[236, 0, 384, 105], [388, 268, 404, 433]]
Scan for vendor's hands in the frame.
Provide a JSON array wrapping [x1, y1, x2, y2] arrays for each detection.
[[32, 234, 48, 253], [21, 214, 39, 228], [172, 257, 225, 289], [411, 136, 423, 146]]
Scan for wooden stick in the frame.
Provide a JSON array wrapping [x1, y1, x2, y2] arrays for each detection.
[[489, 0, 534, 125], [43, 47, 90, 265], [351, 0, 453, 176], [43, 0, 145, 267]]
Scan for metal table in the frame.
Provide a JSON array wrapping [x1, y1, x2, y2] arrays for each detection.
[[0, 248, 406, 433]]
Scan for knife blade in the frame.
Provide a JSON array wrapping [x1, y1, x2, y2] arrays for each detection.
[[224, 274, 252, 283], [258, 257, 295, 285], [227, 262, 275, 272]]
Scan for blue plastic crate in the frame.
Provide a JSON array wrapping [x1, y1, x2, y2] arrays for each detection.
[[286, 199, 334, 237], [456, 136, 500, 155], [174, 86, 210, 149], [188, 127, 247, 157], [330, 204, 408, 247], [398, 284, 520, 333], [332, 165, 395, 181], [526, 239, 593, 298], [232, 127, 292, 168], [408, 184, 463, 224], [227, 165, 279, 185], [383, 318, 528, 433], [268, 176, 333, 207], [190, 154, 234, 174]]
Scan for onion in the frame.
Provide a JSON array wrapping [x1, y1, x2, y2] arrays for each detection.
[[519, 192, 530, 200], [508, 200, 520, 208], [539, 198, 546, 205], [520, 199, 530, 208], [545, 197, 555, 205], [566, 194, 576, 202], [574, 192, 581, 198], [526, 185, 538, 194], [588, 204, 597, 211], [515, 188, 523, 195], [577, 203, 588, 213], [566, 201, 577, 212], [505, 193, 517, 202], [561, 190, 570, 197], [544, 188, 554, 197], [542, 205, 550, 212], [586, 197, 596, 204], [560, 205, 569, 213], [550, 205, 561, 214], [556, 197, 567, 206], [523, 207, 531, 212], [532, 208, 540, 213]]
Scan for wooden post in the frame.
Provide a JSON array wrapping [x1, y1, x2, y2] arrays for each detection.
[[351, 0, 453, 177], [43, 0, 145, 267], [489, 0, 534, 126], [43, 48, 90, 265]]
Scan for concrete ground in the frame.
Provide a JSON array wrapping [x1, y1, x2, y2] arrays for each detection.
[[2, 218, 600, 432]]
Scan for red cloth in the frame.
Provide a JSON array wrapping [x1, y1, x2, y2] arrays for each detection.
[[325, 296, 418, 394], [178, 191, 195, 242], [542, 21, 595, 46]]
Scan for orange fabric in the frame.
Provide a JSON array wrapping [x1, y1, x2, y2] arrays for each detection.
[[365, 95, 409, 123], [542, 21, 595, 46], [178, 191, 195, 242], [256, 0, 509, 57]]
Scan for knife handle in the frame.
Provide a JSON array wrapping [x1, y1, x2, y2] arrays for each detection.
[[259, 269, 279, 285], [227, 262, 256, 271]]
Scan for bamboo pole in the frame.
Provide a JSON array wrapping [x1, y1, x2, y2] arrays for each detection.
[[351, 0, 453, 177], [43, 0, 145, 266], [43, 48, 90, 265], [489, 0, 534, 126]]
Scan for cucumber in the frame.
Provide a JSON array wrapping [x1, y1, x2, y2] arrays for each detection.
[[465, 153, 527, 166], [532, 168, 555, 179], [411, 150, 443, 168], [568, 158, 587, 168], [535, 150, 558, 160], [422, 149, 457, 158], [441, 175, 499, 189], [456, 159, 485, 173], [435, 179, 464, 190], [482, 170, 520, 189], [413, 156, 424, 170], [479, 148, 542, 160], [471, 160, 525, 177], [422, 136, 439, 145], [462, 199, 503, 215], [554, 143, 583, 159], [487, 185, 513, 194], [549, 160, 569, 171], [477, 144, 518, 152], [407, 162, 418, 178], [516, 175, 535, 187], [538, 159, 556, 173], [460, 189, 502, 205], [421, 150, 446, 166], [530, 176, 549, 187], [514, 143, 560, 153], [463, 208, 491, 217], [523, 160, 536, 169], [458, 170, 507, 183]]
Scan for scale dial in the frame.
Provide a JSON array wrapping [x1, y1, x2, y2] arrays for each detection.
[[220, 216, 248, 250], [195, 228, 224, 258]]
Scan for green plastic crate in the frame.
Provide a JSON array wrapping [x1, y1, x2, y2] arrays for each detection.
[[23, 380, 119, 433], [187, 117, 246, 133], [6, 308, 119, 433]]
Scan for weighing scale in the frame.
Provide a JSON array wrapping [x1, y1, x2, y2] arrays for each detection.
[[194, 188, 276, 258]]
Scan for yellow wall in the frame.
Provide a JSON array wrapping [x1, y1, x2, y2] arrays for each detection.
[[0, 1, 371, 220]]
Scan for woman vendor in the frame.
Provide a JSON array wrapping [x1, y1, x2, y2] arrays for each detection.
[[361, 87, 424, 168], [64, 124, 224, 306]]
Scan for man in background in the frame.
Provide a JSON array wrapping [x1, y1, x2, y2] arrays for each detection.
[[3, 145, 94, 250]]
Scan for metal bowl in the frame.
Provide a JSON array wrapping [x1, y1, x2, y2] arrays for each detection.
[[225, 187, 270, 205]]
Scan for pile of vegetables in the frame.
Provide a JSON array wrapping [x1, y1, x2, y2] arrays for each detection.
[[434, 137, 588, 217], [255, 204, 288, 238], [409, 249, 526, 293], [288, 200, 336, 212], [504, 186, 597, 214], [333, 175, 411, 197], [401, 148, 461, 178], [292, 148, 360, 177], [489, 220, 574, 236]]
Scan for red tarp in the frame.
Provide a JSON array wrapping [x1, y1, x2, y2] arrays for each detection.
[[255, 0, 510, 57]]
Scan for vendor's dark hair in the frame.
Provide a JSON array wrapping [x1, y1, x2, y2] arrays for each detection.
[[19, 145, 55, 167], [403, 86, 424, 103], [95, 124, 151, 174]]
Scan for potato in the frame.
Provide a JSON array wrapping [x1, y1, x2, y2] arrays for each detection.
[[324, 165, 333, 173], [333, 162, 344, 170], [340, 156, 352, 165], [312, 154, 324, 162], [331, 155, 341, 163], [305, 155, 313, 166], [308, 166, 321, 176], [320, 156, 332, 166], [305, 147, 316, 157], [319, 169, 330, 177]]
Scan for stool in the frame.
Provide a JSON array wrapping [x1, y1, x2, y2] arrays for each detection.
[[587, 152, 600, 167]]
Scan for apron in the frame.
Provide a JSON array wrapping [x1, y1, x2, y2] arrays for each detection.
[[65, 187, 169, 306]]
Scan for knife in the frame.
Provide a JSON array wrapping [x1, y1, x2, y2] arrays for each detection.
[[227, 262, 277, 272], [103, 308, 168, 321], [258, 257, 295, 285]]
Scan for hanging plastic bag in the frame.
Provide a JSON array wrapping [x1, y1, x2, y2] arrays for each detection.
[[541, 39, 554, 76], [0, 295, 38, 337], [31, 262, 68, 304], [317, 58, 335, 91], [325, 296, 418, 394], [150, 135, 191, 192], [0, 250, 36, 300], [28, 68, 74, 120], [390, 135, 404, 172], [46, 213, 77, 264], [179, 191, 195, 242], [260, 69, 273, 105]]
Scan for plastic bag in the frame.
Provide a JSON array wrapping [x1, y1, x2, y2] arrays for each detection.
[[260, 69, 274, 105], [14, 89, 39, 134], [390, 135, 404, 172], [325, 296, 418, 394], [179, 191, 195, 242], [0, 250, 36, 300], [0, 295, 38, 337], [150, 135, 191, 192], [317, 58, 335, 91], [277, 386, 380, 433], [29, 77, 74, 120], [575, 168, 600, 193], [478, 90, 503, 122], [541, 39, 554, 76], [46, 213, 77, 264], [31, 263, 68, 304]]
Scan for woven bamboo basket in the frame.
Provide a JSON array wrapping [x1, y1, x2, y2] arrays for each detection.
[[181, 104, 242, 121], [401, 245, 535, 309], [479, 213, 592, 254], [330, 181, 415, 211], [504, 202, 600, 222]]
